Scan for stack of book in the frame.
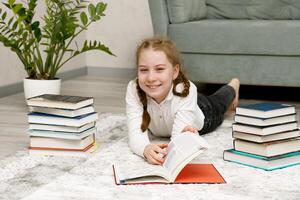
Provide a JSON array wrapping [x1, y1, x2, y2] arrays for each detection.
[[26, 94, 98, 157], [223, 102, 300, 171]]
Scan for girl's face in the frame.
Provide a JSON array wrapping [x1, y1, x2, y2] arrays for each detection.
[[138, 48, 179, 104]]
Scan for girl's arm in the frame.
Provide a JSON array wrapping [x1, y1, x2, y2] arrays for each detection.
[[126, 80, 150, 157], [171, 82, 204, 138]]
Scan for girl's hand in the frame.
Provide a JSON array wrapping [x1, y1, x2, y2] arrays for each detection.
[[182, 125, 198, 133], [143, 143, 168, 165]]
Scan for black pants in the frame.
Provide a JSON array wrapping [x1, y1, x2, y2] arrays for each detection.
[[197, 85, 235, 135]]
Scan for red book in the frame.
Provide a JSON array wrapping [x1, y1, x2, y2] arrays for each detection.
[[113, 163, 226, 185]]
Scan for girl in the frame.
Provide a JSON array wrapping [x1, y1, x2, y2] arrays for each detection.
[[126, 37, 240, 165]]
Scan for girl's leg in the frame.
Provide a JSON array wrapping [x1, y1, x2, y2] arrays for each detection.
[[198, 78, 239, 135]]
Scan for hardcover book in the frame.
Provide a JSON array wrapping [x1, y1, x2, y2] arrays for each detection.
[[30, 134, 95, 150], [232, 129, 300, 143], [223, 149, 300, 171], [29, 142, 98, 157], [113, 163, 226, 185], [234, 114, 296, 127], [28, 127, 97, 140], [235, 102, 295, 119], [27, 94, 94, 110], [28, 122, 95, 133], [113, 133, 216, 185], [232, 122, 298, 136], [28, 112, 98, 127], [234, 137, 300, 157], [29, 105, 95, 117]]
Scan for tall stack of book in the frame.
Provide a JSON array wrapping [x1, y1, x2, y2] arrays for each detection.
[[26, 94, 98, 157], [223, 102, 300, 171]]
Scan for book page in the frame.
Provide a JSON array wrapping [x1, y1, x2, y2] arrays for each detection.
[[162, 133, 209, 182], [114, 161, 170, 184]]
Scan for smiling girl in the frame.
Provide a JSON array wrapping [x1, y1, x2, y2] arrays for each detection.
[[126, 37, 240, 165]]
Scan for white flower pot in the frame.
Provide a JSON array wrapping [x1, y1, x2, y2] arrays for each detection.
[[23, 78, 61, 99]]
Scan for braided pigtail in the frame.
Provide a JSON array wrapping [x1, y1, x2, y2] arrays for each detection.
[[136, 79, 151, 132], [173, 68, 190, 97]]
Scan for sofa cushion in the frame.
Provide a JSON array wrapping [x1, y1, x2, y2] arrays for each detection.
[[207, 0, 300, 19], [168, 20, 300, 55], [166, 0, 207, 23]]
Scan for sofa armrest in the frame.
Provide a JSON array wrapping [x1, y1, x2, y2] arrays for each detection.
[[148, 0, 170, 36]]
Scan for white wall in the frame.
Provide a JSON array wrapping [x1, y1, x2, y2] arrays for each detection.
[[0, 0, 153, 87], [86, 0, 153, 69]]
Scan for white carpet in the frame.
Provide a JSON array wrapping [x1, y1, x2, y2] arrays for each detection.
[[0, 113, 299, 200]]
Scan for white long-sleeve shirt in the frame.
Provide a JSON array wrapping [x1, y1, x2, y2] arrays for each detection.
[[125, 79, 205, 157]]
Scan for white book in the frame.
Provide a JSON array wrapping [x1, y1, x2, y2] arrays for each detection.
[[29, 106, 95, 117], [28, 122, 95, 133], [30, 134, 95, 150], [27, 94, 93, 110], [234, 138, 300, 157], [28, 127, 96, 140], [232, 130, 300, 143], [29, 142, 98, 158], [234, 114, 296, 127], [232, 122, 298, 136], [113, 133, 209, 184], [28, 112, 98, 127]]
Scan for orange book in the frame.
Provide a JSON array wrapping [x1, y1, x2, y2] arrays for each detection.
[[113, 163, 226, 185]]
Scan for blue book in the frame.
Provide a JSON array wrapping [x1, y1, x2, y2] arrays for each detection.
[[223, 149, 300, 171], [235, 102, 296, 118], [28, 112, 98, 127]]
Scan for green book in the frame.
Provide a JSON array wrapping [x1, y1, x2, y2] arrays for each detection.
[[223, 149, 300, 171]]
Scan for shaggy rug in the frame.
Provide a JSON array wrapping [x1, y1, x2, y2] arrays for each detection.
[[0, 113, 299, 200]]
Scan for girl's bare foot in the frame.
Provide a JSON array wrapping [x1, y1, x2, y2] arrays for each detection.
[[227, 78, 240, 111]]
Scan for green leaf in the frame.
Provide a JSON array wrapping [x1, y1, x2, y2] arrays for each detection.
[[88, 4, 96, 18], [80, 12, 88, 26], [12, 21, 18, 30], [96, 3, 107, 15], [2, 12, 7, 20], [34, 28, 41, 42], [8, 17, 14, 26], [17, 8, 26, 17], [12, 4, 23, 14], [8, 0, 16, 7], [31, 21, 40, 30]]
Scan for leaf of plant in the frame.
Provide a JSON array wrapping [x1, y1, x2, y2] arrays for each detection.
[[31, 21, 40, 30], [8, 17, 14, 26], [8, 0, 16, 7], [2, 12, 7, 20], [80, 12, 88, 26], [88, 4, 96, 18], [96, 3, 107, 15], [34, 28, 42, 42], [12, 4, 23, 14], [17, 8, 26, 17], [12, 21, 18, 30]]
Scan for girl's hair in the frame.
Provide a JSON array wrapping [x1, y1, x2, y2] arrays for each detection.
[[136, 36, 190, 132]]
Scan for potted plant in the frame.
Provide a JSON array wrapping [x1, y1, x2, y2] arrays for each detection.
[[0, 0, 114, 99]]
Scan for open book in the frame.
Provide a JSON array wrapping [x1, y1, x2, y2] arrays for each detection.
[[113, 133, 221, 185]]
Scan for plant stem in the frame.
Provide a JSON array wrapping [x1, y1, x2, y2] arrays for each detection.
[[55, 22, 91, 70]]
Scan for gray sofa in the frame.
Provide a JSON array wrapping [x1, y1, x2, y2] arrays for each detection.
[[148, 0, 300, 87]]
